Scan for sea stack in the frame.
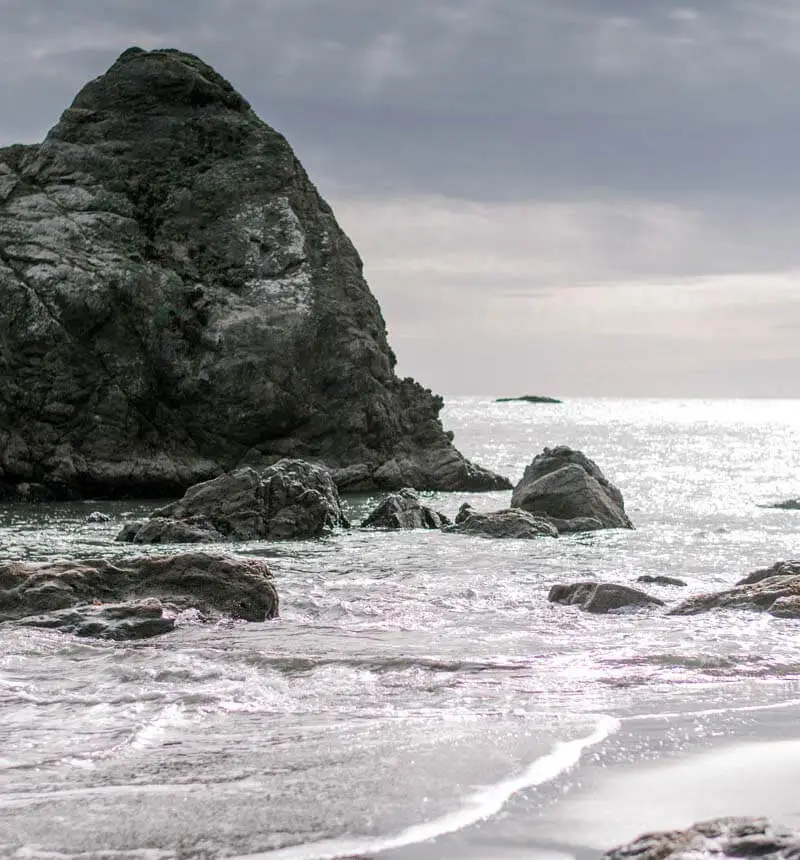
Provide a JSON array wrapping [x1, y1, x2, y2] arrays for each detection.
[[0, 48, 509, 499]]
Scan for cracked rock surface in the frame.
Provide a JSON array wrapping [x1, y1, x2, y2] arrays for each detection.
[[0, 47, 508, 499]]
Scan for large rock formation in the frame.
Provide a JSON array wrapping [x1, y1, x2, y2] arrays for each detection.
[[0, 47, 508, 499], [0, 552, 279, 639], [511, 446, 633, 530], [117, 459, 348, 542]]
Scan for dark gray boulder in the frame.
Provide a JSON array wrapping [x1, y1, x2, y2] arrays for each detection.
[[548, 581, 664, 613], [636, 574, 687, 587], [117, 459, 347, 543], [0, 551, 279, 639], [361, 488, 449, 530], [768, 499, 800, 510], [21, 598, 177, 640], [670, 570, 800, 618], [604, 817, 800, 860], [511, 446, 632, 529], [0, 47, 508, 500], [444, 507, 558, 539]]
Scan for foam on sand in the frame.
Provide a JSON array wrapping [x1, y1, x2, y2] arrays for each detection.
[[238, 714, 620, 860]]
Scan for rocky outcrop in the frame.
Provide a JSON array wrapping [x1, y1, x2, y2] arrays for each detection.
[[0, 47, 508, 499], [548, 582, 663, 613], [444, 506, 558, 539], [604, 817, 800, 860], [360, 488, 449, 530], [511, 447, 632, 529], [117, 459, 347, 543], [0, 552, 278, 639], [670, 570, 800, 618]]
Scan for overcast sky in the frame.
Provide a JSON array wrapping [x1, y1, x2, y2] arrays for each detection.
[[2, 0, 799, 396]]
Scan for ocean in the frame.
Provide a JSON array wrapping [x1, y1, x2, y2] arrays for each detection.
[[2, 397, 800, 859]]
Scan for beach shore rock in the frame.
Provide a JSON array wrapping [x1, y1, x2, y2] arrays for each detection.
[[511, 447, 632, 530], [361, 488, 449, 529], [604, 817, 800, 860], [0, 551, 278, 639], [549, 581, 664, 613], [444, 506, 558, 539], [670, 563, 800, 618], [117, 459, 347, 543], [0, 47, 508, 499]]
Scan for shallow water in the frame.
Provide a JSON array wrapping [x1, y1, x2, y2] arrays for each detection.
[[2, 398, 800, 858]]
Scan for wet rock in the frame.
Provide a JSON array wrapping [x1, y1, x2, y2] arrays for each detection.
[[0, 551, 278, 639], [511, 447, 633, 530], [670, 571, 800, 618], [22, 598, 176, 640], [548, 581, 664, 613], [117, 460, 347, 543], [604, 817, 800, 860], [444, 508, 558, 539], [768, 499, 800, 510], [361, 488, 449, 529], [495, 395, 562, 404], [736, 560, 800, 586], [636, 574, 687, 587], [0, 47, 508, 499], [541, 514, 605, 533]]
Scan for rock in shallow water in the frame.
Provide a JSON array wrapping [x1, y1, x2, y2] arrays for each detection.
[[360, 488, 449, 530], [604, 817, 800, 860], [0, 46, 508, 499], [511, 447, 633, 530], [117, 459, 348, 542], [670, 570, 800, 618], [444, 506, 558, 539], [0, 551, 278, 639], [549, 581, 664, 613]]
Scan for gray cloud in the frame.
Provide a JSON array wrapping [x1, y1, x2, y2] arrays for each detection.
[[2, 1, 800, 395]]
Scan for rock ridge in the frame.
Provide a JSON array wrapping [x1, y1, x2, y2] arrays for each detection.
[[0, 47, 508, 499]]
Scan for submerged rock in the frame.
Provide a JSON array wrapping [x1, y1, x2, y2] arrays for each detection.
[[548, 581, 664, 613], [604, 817, 800, 860], [117, 459, 347, 543], [511, 446, 632, 530], [636, 574, 687, 587], [0, 47, 508, 499], [670, 569, 800, 618], [444, 507, 558, 539], [361, 488, 449, 530], [0, 551, 278, 639]]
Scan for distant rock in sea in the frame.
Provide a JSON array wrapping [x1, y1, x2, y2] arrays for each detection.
[[495, 395, 562, 404], [767, 499, 800, 510], [0, 47, 509, 500], [548, 581, 663, 613]]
